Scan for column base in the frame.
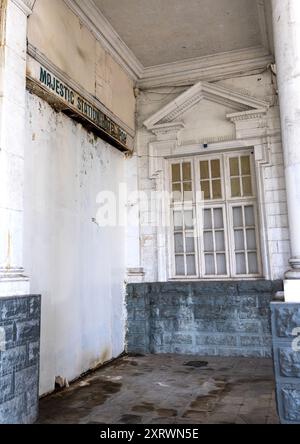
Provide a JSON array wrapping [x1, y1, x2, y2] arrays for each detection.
[[284, 280, 300, 303], [0, 268, 30, 297], [126, 268, 145, 284], [283, 258, 300, 302]]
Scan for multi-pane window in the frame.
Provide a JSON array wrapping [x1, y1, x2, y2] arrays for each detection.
[[232, 205, 259, 275], [200, 159, 222, 200], [203, 208, 227, 276], [229, 155, 253, 198], [173, 209, 197, 276], [170, 151, 261, 279], [172, 162, 193, 202], [171, 161, 197, 277]]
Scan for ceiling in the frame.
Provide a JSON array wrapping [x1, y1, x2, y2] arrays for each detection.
[[93, 0, 271, 68]]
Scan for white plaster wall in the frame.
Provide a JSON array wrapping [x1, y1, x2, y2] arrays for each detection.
[[179, 100, 236, 145], [135, 72, 291, 282], [24, 92, 126, 395]]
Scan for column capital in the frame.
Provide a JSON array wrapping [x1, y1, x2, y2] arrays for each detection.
[[10, 0, 35, 16]]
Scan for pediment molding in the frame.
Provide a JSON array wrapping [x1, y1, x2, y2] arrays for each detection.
[[144, 81, 270, 133], [227, 108, 268, 122]]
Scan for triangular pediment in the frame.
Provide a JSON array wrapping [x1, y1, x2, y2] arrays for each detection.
[[143, 81, 270, 132]]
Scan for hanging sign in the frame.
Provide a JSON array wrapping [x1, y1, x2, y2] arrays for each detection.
[[26, 57, 133, 153]]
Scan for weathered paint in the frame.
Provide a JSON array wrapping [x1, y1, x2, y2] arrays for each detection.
[[26, 61, 131, 152], [27, 0, 136, 131], [24, 93, 127, 395]]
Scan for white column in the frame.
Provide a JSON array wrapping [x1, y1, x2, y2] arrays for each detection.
[[272, 0, 300, 302], [0, 0, 34, 296]]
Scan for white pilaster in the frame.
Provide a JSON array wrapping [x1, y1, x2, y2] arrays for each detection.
[[272, 0, 300, 301], [0, 0, 34, 296], [125, 152, 145, 283]]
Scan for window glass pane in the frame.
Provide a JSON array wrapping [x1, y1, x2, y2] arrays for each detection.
[[241, 156, 251, 175], [182, 163, 191, 181], [200, 161, 209, 179], [172, 183, 181, 201], [233, 207, 243, 227], [211, 160, 221, 178], [246, 229, 257, 250], [248, 252, 259, 274], [183, 182, 193, 201], [184, 211, 194, 229], [204, 232, 214, 252], [214, 208, 224, 229], [174, 211, 183, 231], [205, 254, 215, 275], [187, 255, 196, 276], [215, 231, 225, 251], [245, 206, 255, 226], [217, 254, 227, 275], [230, 158, 239, 176], [186, 235, 195, 253], [204, 209, 212, 230], [175, 234, 184, 253], [234, 230, 245, 251], [242, 177, 253, 196], [236, 253, 246, 274], [183, 182, 192, 192], [172, 182, 181, 192], [212, 180, 222, 199], [172, 164, 181, 182], [201, 181, 210, 200], [231, 178, 241, 197], [175, 256, 185, 276]]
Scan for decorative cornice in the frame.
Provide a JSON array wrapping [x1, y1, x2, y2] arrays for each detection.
[[144, 81, 270, 130], [227, 108, 268, 122], [150, 122, 185, 137], [11, 0, 35, 16], [138, 47, 274, 89], [63, 0, 143, 81]]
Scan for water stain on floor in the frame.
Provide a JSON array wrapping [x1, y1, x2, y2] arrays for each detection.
[[37, 355, 279, 424], [38, 379, 122, 423]]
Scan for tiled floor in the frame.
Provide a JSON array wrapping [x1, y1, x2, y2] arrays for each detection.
[[38, 354, 279, 424]]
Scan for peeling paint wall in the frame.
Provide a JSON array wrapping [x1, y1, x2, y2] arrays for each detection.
[[27, 0, 136, 131], [24, 92, 126, 396]]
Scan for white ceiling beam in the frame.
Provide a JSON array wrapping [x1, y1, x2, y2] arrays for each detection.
[[256, 0, 271, 51]]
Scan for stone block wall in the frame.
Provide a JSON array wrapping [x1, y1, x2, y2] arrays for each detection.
[[0, 295, 41, 424], [127, 281, 283, 358], [271, 302, 300, 424]]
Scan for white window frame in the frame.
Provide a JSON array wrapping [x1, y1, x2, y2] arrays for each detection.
[[169, 158, 199, 278], [228, 201, 263, 278], [168, 149, 263, 280]]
